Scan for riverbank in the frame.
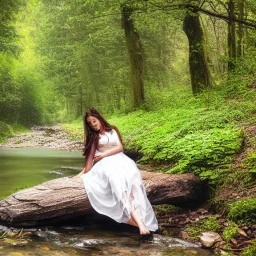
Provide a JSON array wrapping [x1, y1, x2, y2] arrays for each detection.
[[0, 124, 255, 255], [0, 125, 83, 151]]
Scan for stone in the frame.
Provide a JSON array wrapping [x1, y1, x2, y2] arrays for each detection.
[[237, 228, 248, 237], [200, 232, 222, 248], [231, 238, 237, 245], [181, 231, 189, 240]]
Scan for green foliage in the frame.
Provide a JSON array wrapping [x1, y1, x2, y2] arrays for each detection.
[[228, 198, 256, 225], [153, 204, 181, 215], [15, 71, 43, 126], [61, 119, 83, 141], [109, 92, 244, 178], [0, 121, 14, 142], [185, 217, 220, 241], [241, 240, 256, 256], [222, 221, 238, 242], [0, 54, 21, 123], [245, 151, 256, 170]]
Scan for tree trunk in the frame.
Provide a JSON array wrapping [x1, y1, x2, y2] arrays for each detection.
[[228, 0, 237, 70], [237, 0, 245, 57], [0, 172, 202, 227], [183, 9, 211, 94], [121, 5, 144, 108]]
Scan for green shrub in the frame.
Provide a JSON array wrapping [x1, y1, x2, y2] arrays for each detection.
[[228, 198, 256, 225], [245, 151, 256, 169], [0, 121, 14, 143], [110, 106, 243, 175], [222, 221, 238, 242]]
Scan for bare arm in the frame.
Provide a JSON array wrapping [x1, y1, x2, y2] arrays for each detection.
[[94, 143, 123, 162], [73, 142, 96, 178], [94, 131, 123, 163]]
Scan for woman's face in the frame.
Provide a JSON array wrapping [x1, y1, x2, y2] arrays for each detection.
[[87, 116, 102, 132]]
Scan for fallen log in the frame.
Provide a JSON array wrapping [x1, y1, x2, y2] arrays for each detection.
[[0, 172, 202, 227]]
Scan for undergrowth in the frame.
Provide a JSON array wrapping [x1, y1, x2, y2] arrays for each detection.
[[0, 121, 14, 143], [228, 198, 256, 225], [63, 80, 256, 182], [185, 217, 220, 241]]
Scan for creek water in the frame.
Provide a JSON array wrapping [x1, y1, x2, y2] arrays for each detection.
[[0, 147, 214, 256]]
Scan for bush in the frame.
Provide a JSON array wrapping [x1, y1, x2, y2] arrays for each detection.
[[109, 105, 243, 179], [228, 198, 256, 225], [222, 221, 238, 242], [0, 121, 14, 142]]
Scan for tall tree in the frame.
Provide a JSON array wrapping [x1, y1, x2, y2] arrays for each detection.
[[183, 7, 211, 94], [237, 0, 245, 57], [121, 5, 144, 108], [227, 0, 237, 70]]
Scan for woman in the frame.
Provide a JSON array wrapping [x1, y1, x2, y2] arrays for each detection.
[[75, 108, 158, 235]]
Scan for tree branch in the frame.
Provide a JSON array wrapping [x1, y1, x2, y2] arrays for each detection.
[[148, 1, 256, 29]]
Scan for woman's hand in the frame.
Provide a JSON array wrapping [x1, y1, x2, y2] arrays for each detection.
[[94, 153, 105, 163], [71, 167, 87, 178]]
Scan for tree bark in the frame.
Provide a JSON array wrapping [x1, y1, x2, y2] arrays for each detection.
[[0, 172, 202, 227], [183, 9, 211, 94], [228, 0, 237, 71], [237, 0, 245, 57], [121, 5, 144, 109]]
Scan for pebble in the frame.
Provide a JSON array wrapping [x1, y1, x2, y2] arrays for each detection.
[[200, 232, 222, 248], [237, 228, 248, 237], [181, 231, 189, 240], [231, 238, 237, 245]]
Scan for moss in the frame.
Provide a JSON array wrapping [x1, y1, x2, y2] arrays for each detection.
[[245, 151, 256, 169], [222, 221, 238, 242], [185, 217, 220, 241], [153, 204, 181, 215], [228, 198, 256, 225]]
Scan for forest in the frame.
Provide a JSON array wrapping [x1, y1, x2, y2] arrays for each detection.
[[0, 0, 256, 255]]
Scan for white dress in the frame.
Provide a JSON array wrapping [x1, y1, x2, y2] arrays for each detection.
[[81, 129, 158, 231]]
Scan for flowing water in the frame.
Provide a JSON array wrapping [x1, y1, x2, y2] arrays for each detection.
[[0, 147, 214, 256]]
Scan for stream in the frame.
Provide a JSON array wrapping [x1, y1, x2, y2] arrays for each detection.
[[0, 147, 214, 255]]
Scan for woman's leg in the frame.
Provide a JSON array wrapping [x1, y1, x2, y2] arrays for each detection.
[[128, 209, 150, 235]]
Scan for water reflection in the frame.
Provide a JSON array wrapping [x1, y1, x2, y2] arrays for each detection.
[[0, 147, 83, 198]]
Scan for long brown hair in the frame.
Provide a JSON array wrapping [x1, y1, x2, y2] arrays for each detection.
[[83, 108, 122, 159]]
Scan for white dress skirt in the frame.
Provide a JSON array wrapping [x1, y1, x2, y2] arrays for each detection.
[[81, 129, 158, 231]]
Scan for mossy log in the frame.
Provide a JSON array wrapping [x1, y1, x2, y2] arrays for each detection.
[[0, 172, 202, 227]]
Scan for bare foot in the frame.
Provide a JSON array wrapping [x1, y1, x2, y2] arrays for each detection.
[[138, 223, 150, 235]]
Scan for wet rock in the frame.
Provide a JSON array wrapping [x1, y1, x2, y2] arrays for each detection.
[[200, 232, 222, 248]]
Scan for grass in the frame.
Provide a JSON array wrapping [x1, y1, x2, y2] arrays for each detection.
[[228, 198, 256, 225]]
